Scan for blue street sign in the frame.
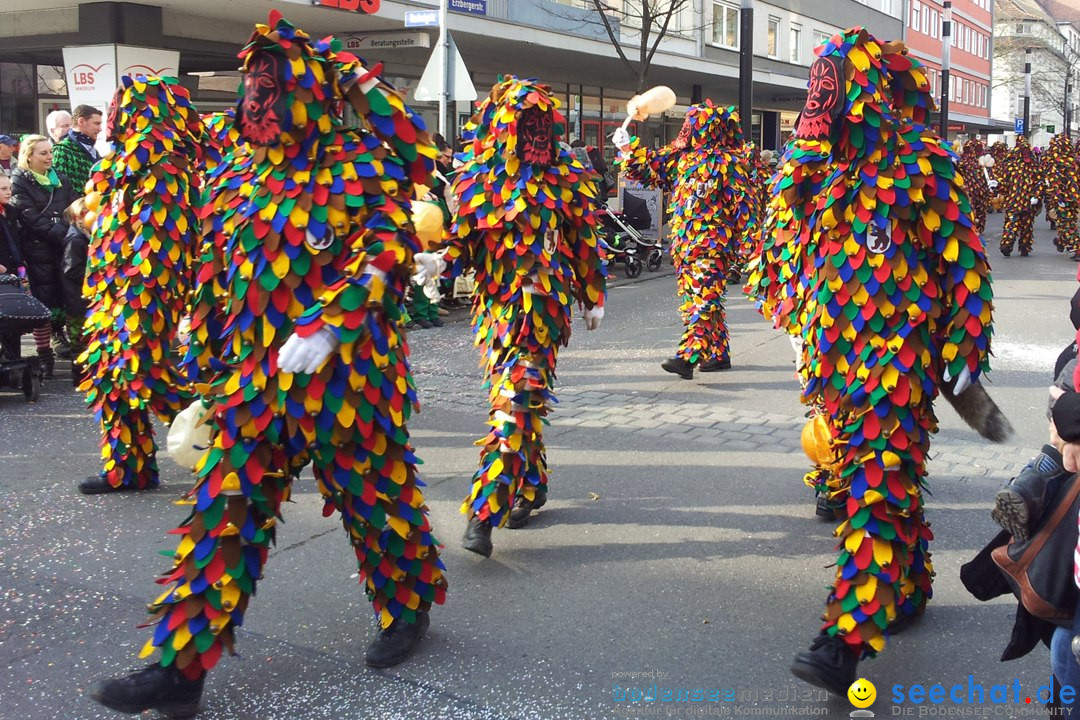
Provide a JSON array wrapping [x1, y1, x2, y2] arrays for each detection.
[[404, 10, 439, 27], [449, 0, 487, 14], [1014, 117, 1024, 133]]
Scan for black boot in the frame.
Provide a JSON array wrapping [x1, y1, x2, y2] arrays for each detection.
[[37, 347, 54, 380], [79, 474, 139, 495], [699, 357, 731, 372], [992, 444, 1068, 542], [462, 515, 493, 557], [90, 663, 205, 718], [661, 357, 694, 380], [814, 495, 836, 522], [506, 489, 547, 529], [364, 611, 430, 668], [790, 632, 858, 696]]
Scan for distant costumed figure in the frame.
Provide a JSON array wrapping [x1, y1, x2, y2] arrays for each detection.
[[747, 27, 1006, 694], [1000, 137, 1042, 257], [958, 138, 991, 236], [988, 141, 1008, 211], [439, 76, 607, 558], [1043, 133, 1080, 258], [77, 75, 203, 495], [91, 13, 447, 718], [616, 101, 756, 380]]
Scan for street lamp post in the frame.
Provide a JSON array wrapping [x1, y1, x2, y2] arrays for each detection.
[[739, 0, 753, 141], [1023, 48, 1032, 140], [940, 0, 952, 139], [1064, 66, 1073, 138]]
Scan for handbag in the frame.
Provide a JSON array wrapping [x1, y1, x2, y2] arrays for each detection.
[[991, 470, 1080, 627], [166, 399, 213, 471]]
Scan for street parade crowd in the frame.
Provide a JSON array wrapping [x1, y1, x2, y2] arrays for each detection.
[[5, 10, 1080, 719]]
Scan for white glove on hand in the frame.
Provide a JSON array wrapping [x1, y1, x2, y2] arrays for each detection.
[[279, 327, 339, 374], [1031, 197, 1040, 206], [989, 180, 998, 189], [412, 252, 439, 286], [611, 127, 631, 151], [584, 305, 604, 331], [943, 364, 973, 395]]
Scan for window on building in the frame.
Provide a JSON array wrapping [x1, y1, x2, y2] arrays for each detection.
[[767, 16, 781, 58], [790, 23, 802, 63], [922, 5, 930, 34], [712, 2, 739, 48], [912, 0, 921, 31], [813, 29, 831, 50], [931, 9, 939, 38]]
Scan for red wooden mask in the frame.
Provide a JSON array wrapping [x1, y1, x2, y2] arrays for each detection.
[[238, 51, 287, 146], [796, 56, 844, 140]]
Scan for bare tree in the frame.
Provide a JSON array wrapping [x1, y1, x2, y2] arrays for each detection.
[[993, 34, 1078, 127], [592, 1, 694, 93]]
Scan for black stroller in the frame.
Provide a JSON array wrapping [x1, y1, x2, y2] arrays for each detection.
[[597, 191, 663, 278], [0, 274, 49, 402]]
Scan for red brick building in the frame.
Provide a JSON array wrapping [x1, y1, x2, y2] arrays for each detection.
[[905, 0, 998, 138]]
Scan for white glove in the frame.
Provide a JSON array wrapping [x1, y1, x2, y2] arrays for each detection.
[[989, 180, 998, 189], [943, 364, 973, 395], [584, 305, 604, 331], [412, 252, 439, 286], [611, 127, 631, 150], [1031, 197, 1040, 206], [278, 327, 339, 374]]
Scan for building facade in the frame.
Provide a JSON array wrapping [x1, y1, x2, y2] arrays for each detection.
[[992, 0, 1078, 147], [904, 0, 997, 139]]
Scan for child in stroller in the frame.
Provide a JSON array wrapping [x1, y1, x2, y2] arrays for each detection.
[[597, 189, 663, 278]]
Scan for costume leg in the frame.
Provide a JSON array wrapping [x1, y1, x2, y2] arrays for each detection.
[[706, 257, 730, 364], [1000, 212, 1018, 255], [140, 409, 300, 679], [1059, 206, 1079, 254], [464, 298, 561, 528], [676, 257, 715, 364], [821, 396, 934, 658], [1019, 214, 1035, 254], [96, 400, 160, 489]]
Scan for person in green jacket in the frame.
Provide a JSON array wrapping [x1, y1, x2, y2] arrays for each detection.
[[51, 104, 102, 194]]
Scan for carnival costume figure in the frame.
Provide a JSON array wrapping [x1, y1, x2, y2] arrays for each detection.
[[747, 28, 996, 694], [436, 76, 607, 557], [958, 138, 991, 236], [77, 76, 203, 495], [91, 13, 447, 717], [615, 102, 756, 380], [1043, 133, 1080, 258], [999, 136, 1042, 257]]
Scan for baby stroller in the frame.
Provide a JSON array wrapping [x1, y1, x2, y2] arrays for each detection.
[[598, 192, 663, 278], [0, 274, 49, 402]]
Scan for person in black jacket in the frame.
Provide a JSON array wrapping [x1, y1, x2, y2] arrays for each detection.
[[61, 197, 90, 385], [0, 175, 25, 274], [9, 134, 74, 376]]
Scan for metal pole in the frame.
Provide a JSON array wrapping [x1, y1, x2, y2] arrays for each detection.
[[738, 0, 753, 141], [940, 1, 952, 139], [1064, 67, 1071, 138], [438, 0, 448, 139], [1023, 48, 1031, 140]]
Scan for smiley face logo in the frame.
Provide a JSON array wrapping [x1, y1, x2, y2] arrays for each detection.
[[847, 678, 877, 708]]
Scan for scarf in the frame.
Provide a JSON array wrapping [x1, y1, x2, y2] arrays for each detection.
[[69, 129, 100, 160], [28, 167, 60, 188]]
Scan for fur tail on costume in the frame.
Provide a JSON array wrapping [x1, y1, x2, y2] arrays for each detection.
[[941, 382, 1014, 443]]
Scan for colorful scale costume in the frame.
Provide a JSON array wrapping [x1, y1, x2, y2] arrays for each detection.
[[618, 102, 756, 368], [988, 141, 1008, 212], [1043, 133, 1080, 255], [79, 75, 203, 490], [142, 13, 446, 678], [999, 137, 1042, 257], [958, 138, 990, 236], [445, 76, 607, 531], [748, 28, 993, 661]]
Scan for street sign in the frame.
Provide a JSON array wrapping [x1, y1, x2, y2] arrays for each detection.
[[414, 32, 477, 102], [344, 32, 430, 51], [449, 0, 487, 14], [1047, 125, 1056, 133], [404, 10, 439, 27], [1014, 117, 1024, 133]]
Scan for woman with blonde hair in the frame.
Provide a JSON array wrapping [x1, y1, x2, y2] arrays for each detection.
[[8, 134, 74, 376]]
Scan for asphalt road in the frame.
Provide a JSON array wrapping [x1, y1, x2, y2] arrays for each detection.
[[0, 210, 1074, 719]]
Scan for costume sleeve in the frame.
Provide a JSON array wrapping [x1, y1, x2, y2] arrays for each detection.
[[928, 143, 993, 384], [616, 136, 680, 193], [565, 212, 607, 311]]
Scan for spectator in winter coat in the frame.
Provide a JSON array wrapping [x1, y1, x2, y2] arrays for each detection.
[[9, 134, 74, 376], [0, 175, 25, 275], [52, 104, 102, 194], [61, 197, 90, 362], [0, 135, 17, 178]]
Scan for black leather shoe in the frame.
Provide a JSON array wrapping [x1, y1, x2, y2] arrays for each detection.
[[506, 489, 547, 529], [1001, 247, 1012, 257], [37, 348, 54, 380], [431, 317, 444, 327], [90, 663, 204, 718], [415, 318, 433, 329], [661, 357, 694, 380], [79, 475, 138, 495], [462, 515, 493, 557], [699, 358, 731, 372], [1020, 249, 1030, 257], [790, 633, 858, 696], [364, 611, 430, 668], [815, 495, 837, 522], [992, 445, 1068, 542]]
